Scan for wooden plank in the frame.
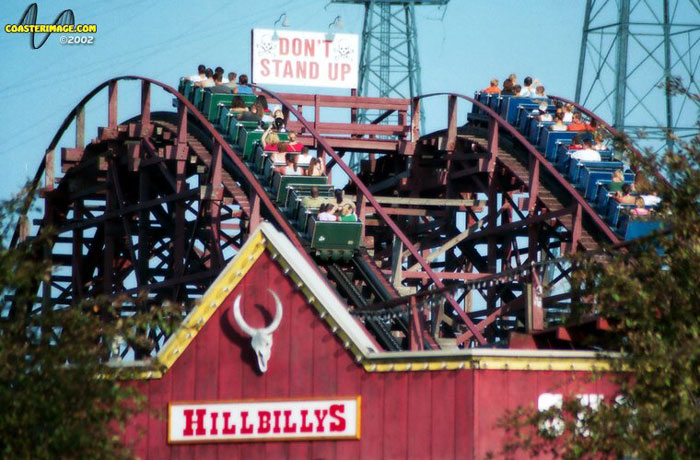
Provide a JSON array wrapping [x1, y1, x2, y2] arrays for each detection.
[[366, 206, 442, 217], [146, 374, 172, 460], [238, 258, 270, 460], [407, 372, 431, 460], [431, 371, 456, 459], [191, 287, 221, 460], [169, 321, 197, 460], [473, 370, 509, 460], [61, 147, 84, 163], [264, 260, 292, 460], [360, 371, 384, 460], [345, 195, 486, 207], [311, 295, 338, 460], [287, 251, 315, 460], [383, 373, 408, 460], [274, 93, 410, 110], [447, 95, 458, 152], [125, 381, 150, 459], [217, 287, 244, 460], [314, 121, 409, 136], [454, 371, 475, 460], [334, 341, 362, 460], [411, 98, 420, 141], [75, 105, 85, 149], [293, 134, 401, 153], [108, 80, 118, 129]]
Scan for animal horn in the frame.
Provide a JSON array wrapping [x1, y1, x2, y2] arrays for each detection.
[[232, 294, 255, 337], [263, 289, 283, 334]]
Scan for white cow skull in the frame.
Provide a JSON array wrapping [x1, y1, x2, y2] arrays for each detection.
[[231, 289, 283, 373]]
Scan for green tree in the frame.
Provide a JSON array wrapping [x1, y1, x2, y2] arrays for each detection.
[[495, 86, 700, 460], [0, 188, 183, 460]]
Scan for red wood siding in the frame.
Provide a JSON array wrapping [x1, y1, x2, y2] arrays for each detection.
[[125, 252, 618, 460]]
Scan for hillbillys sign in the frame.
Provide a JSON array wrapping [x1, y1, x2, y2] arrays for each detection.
[[168, 397, 361, 443]]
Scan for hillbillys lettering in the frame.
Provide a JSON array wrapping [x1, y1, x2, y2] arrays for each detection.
[[169, 397, 359, 443]]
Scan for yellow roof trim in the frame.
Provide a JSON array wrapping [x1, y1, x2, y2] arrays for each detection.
[[361, 356, 611, 373]]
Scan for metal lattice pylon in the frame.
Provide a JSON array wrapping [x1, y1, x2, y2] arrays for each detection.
[[575, 0, 700, 150], [333, 0, 449, 169]]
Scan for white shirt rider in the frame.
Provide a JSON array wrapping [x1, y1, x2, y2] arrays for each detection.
[[571, 148, 601, 162]]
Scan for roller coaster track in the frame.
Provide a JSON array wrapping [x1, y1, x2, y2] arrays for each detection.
[[12, 76, 639, 351], [416, 92, 622, 247]]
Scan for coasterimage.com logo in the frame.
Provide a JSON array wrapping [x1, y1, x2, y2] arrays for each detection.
[[5, 2, 98, 49]]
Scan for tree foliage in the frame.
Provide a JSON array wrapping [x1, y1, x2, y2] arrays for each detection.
[[0, 188, 183, 460], [496, 85, 700, 459]]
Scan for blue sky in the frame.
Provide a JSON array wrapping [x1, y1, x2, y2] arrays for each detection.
[[0, 0, 593, 199]]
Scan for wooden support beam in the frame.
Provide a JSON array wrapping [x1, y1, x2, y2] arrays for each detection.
[[528, 156, 540, 212], [383, 270, 491, 281], [249, 191, 261, 235], [137, 167, 150, 288], [406, 217, 488, 271], [173, 158, 186, 287], [109, 162, 142, 287], [457, 296, 525, 344], [108, 80, 118, 129], [313, 94, 320, 143], [75, 104, 85, 149], [411, 97, 420, 142], [140, 80, 151, 136], [526, 268, 544, 332], [487, 171, 498, 312], [487, 116, 499, 172], [71, 201, 84, 300], [446, 95, 457, 152], [356, 188, 367, 240], [365, 207, 443, 217], [449, 166, 481, 180], [389, 235, 404, 290], [409, 297, 424, 351], [571, 203, 583, 252], [209, 141, 223, 267], [60, 189, 198, 233], [44, 148, 54, 191], [462, 206, 575, 244], [345, 195, 486, 207], [103, 165, 115, 295], [367, 171, 410, 194]]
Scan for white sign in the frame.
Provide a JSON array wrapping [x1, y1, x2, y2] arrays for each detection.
[[252, 29, 359, 89], [168, 396, 360, 443]]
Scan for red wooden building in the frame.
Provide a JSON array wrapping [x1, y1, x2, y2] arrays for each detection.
[[120, 223, 617, 460]]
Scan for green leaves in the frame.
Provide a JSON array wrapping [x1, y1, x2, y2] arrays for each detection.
[[0, 190, 184, 460]]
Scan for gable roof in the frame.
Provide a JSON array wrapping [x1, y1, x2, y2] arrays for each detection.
[[121, 222, 379, 379]]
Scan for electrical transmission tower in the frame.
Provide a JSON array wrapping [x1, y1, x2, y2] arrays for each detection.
[[333, 0, 449, 169], [575, 0, 700, 150]]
